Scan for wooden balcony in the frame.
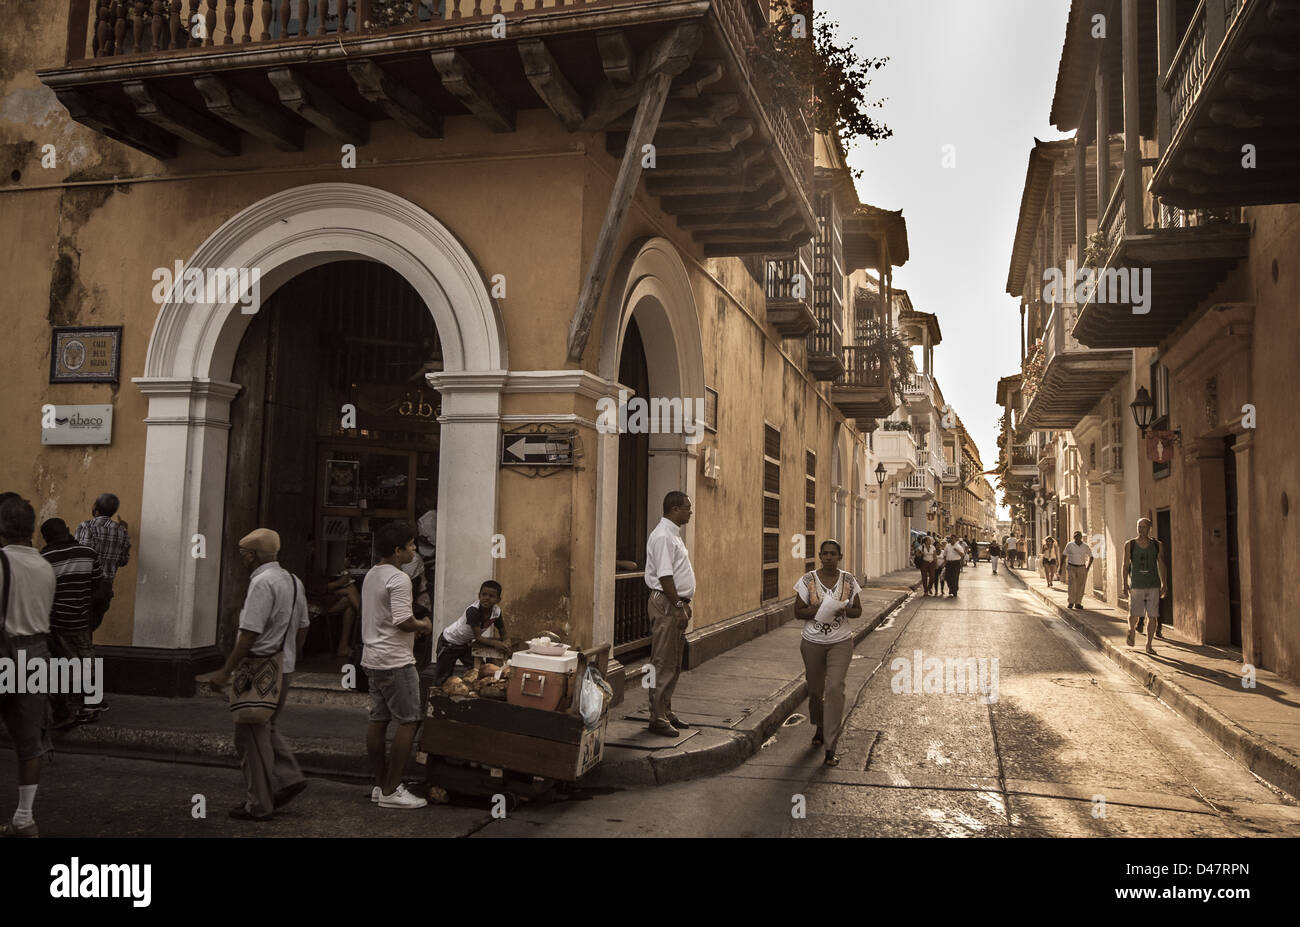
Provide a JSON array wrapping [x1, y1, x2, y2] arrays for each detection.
[[806, 323, 843, 382], [1072, 159, 1250, 349], [901, 372, 935, 414], [1008, 445, 1037, 481], [831, 346, 893, 418], [897, 467, 936, 500], [873, 428, 918, 480], [764, 242, 816, 338], [38, 0, 814, 256], [1151, 0, 1300, 208], [1021, 302, 1132, 430]]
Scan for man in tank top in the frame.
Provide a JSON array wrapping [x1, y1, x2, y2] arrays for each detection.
[[1122, 517, 1168, 655]]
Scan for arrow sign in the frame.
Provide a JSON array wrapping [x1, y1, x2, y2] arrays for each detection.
[[500, 431, 575, 467]]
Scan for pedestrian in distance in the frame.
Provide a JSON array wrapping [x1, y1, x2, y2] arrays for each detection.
[[1122, 518, 1169, 655], [74, 492, 131, 613], [942, 534, 964, 597], [202, 529, 311, 822], [920, 535, 939, 596], [988, 538, 1001, 574], [644, 492, 695, 738], [1062, 531, 1094, 609], [912, 535, 927, 592], [0, 496, 57, 838], [793, 540, 863, 768], [360, 522, 432, 809], [1041, 535, 1060, 589], [39, 518, 107, 728]]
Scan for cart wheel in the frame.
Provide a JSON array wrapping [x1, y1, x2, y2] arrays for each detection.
[[496, 791, 521, 814]]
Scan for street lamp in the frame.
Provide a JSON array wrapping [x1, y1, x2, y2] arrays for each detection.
[[1130, 386, 1156, 437], [874, 463, 887, 487]]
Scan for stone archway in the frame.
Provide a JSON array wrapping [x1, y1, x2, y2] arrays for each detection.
[[134, 183, 507, 670], [591, 238, 705, 648]]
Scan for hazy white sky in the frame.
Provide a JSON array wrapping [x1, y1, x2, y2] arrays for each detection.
[[826, 0, 1073, 507]]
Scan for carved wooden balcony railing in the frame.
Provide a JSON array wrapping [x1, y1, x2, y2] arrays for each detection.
[[1152, 0, 1300, 208], [830, 345, 893, 420], [764, 241, 816, 338]]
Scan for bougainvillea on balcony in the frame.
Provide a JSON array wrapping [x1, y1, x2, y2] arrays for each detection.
[[1021, 338, 1046, 403]]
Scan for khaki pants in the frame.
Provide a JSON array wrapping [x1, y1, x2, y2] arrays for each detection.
[[648, 592, 688, 725], [1067, 563, 1089, 606], [233, 674, 305, 817], [801, 638, 854, 752]]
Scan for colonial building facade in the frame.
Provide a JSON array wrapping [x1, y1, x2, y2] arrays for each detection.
[[998, 0, 1300, 684], [3, 0, 937, 695]]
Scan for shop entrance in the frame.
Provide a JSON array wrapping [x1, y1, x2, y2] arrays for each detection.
[[219, 260, 442, 663], [1157, 507, 1173, 629]]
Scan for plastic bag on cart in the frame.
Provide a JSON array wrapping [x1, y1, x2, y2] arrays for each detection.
[[578, 665, 613, 728]]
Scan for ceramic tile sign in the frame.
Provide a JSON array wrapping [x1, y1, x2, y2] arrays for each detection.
[[42, 405, 113, 445], [50, 327, 122, 383]]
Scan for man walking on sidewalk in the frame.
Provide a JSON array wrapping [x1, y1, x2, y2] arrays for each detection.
[[1062, 531, 1094, 609], [644, 492, 695, 738], [988, 538, 1001, 574], [942, 534, 964, 597], [1122, 518, 1168, 654], [204, 528, 311, 822]]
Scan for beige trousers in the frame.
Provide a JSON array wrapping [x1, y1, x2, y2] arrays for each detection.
[[648, 592, 689, 724], [1067, 563, 1089, 606], [800, 637, 854, 753], [233, 673, 305, 817]]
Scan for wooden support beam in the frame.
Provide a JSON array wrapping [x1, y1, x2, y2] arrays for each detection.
[[675, 202, 798, 230], [1121, 0, 1141, 235], [692, 217, 805, 242], [518, 39, 585, 131], [195, 73, 304, 151], [607, 117, 753, 158], [347, 59, 443, 138], [54, 88, 176, 160], [431, 49, 515, 133], [669, 59, 724, 99], [122, 80, 240, 156], [702, 238, 804, 258], [609, 94, 739, 131], [1223, 69, 1293, 100], [646, 145, 765, 178], [583, 22, 705, 132], [657, 181, 788, 215], [269, 67, 369, 144], [596, 31, 634, 83], [646, 163, 776, 196], [566, 22, 702, 364]]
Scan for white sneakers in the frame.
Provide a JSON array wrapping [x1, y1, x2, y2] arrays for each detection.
[[371, 786, 381, 803], [376, 783, 428, 809]]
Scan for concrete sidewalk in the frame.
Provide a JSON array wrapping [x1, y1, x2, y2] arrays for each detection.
[[6, 574, 915, 788], [1004, 564, 1300, 801]]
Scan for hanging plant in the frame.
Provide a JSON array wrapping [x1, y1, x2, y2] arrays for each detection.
[[746, 0, 891, 176]]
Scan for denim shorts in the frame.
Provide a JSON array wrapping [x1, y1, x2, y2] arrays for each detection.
[[365, 663, 421, 724], [2, 637, 53, 760]]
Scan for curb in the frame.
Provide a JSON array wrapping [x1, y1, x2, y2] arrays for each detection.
[[583, 587, 913, 788], [1005, 568, 1300, 802]]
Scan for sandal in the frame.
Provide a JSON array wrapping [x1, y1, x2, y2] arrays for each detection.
[[824, 751, 840, 767]]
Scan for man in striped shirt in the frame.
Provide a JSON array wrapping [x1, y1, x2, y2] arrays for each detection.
[[40, 518, 104, 727]]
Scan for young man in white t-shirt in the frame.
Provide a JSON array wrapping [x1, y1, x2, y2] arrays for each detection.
[[361, 522, 432, 810]]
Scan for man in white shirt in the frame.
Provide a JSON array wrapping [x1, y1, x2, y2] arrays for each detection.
[[361, 522, 432, 809], [205, 527, 310, 822], [942, 534, 965, 597], [0, 495, 57, 837], [643, 492, 695, 737], [1062, 531, 1095, 609]]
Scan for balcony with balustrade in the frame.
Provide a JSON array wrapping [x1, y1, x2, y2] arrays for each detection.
[[1072, 157, 1249, 349], [873, 425, 917, 481], [1021, 300, 1132, 430], [902, 372, 936, 415], [831, 344, 896, 419], [1151, 0, 1300, 208], [941, 457, 961, 486], [37, 0, 815, 257], [1008, 445, 1037, 481], [765, 242, 817, 338]]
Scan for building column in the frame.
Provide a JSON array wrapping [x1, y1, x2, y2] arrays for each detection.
[[427, 370, 507, 636], [1232, 431, 1260, 666]]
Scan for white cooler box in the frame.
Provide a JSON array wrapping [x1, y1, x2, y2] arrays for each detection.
[[510, 650, 580, 674]]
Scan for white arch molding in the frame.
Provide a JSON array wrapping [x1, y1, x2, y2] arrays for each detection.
[[591, 238, 705, 648], [133, 183, 507, 661]]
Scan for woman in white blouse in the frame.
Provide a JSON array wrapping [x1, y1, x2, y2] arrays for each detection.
[[793, 540, 863, 767]]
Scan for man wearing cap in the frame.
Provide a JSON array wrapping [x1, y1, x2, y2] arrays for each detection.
[[205, 528, 311, 822]]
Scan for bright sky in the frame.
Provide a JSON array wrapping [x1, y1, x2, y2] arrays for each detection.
[[826, 0, 1073, 514]]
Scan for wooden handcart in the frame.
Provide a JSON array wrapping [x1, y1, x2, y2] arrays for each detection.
[[416, 644, 611, 811]]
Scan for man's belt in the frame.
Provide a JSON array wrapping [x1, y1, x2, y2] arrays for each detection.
[[651, 590, 692, 604]]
